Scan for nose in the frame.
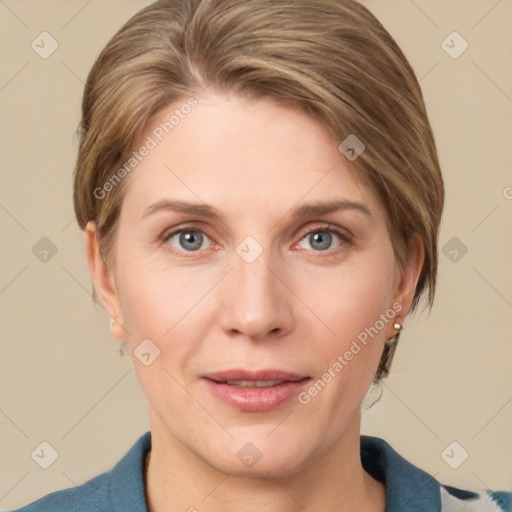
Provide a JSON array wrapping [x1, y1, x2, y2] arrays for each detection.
[[218, 246, 295, 343]]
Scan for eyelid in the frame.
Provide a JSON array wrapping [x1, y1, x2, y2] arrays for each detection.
[[160, 221, 353, 257], [297, 222, 353, 242]]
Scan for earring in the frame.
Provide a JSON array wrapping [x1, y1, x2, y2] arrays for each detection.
[[385, 322, 403, 344]]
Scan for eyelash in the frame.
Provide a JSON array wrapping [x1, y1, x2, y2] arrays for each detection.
[[160, 223, 353, 259]]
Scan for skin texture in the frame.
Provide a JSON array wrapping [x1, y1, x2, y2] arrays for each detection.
[[86, 91, 424, 512]]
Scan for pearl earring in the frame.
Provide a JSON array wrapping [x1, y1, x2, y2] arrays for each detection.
[[385, 322, 403, 344]]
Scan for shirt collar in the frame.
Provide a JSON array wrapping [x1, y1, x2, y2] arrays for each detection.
[[110, 430, 151, 511], [361, 434, 441, 511], [109, 431, 441, 512]]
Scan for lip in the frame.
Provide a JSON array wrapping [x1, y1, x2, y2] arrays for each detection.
[[203, 369, 308, 382], [202, 369, 311, 412]]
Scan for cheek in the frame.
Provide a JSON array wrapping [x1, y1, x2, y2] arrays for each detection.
[[300, 246, 396, 397], [308, 249, 395, 340], [114, 253, 208, 401], [113, 239, 208, 336]]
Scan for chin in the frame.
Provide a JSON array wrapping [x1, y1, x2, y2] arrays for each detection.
[[210, 452, 309, 479], [199, 431, 317, 479]]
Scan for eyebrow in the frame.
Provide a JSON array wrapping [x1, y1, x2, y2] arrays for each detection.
[[141, 198, 372, 221]]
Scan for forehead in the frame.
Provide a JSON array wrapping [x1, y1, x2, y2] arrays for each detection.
[[120, 91, 383, 223]]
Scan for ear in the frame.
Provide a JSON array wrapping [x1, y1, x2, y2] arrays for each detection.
[[386, 233, 425, 339], [85, 220, 127, 340]]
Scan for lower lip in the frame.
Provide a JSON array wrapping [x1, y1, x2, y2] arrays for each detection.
[[203, 378, 311, 412]]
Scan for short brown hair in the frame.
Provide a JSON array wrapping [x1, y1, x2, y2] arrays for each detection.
[[73, 0, 444, 384]]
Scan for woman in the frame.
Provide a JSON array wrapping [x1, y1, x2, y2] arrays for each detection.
[[11, 0, 511, 510]]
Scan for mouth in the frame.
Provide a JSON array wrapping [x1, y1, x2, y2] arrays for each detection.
[[202, 369, 311, 412], [214, 379, 294, 388]]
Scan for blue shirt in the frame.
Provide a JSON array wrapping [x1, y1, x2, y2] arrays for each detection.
[[9, 431, 512, 511]]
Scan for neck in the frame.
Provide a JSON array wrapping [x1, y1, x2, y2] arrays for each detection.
[[145, 408, 385, 512]]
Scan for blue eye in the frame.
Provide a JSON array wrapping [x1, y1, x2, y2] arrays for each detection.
[[297, 227, 348, 252], [165, 228, 213, 252]]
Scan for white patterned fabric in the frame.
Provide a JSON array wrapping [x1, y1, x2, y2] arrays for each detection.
[[441, 485, 512, 512]]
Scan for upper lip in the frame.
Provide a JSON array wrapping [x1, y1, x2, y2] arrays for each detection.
[[203, 369, 309, 383]]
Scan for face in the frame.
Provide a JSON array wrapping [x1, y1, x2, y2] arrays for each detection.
[[87, 91, 422, 478]]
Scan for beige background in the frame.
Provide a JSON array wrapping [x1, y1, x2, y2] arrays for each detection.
[[1, 0, 511, 508]]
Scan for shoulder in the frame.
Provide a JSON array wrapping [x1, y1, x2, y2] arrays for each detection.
[[360, 435, 512, 512], [7, 471, 111, 512], [8, 431, 151, 512]]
